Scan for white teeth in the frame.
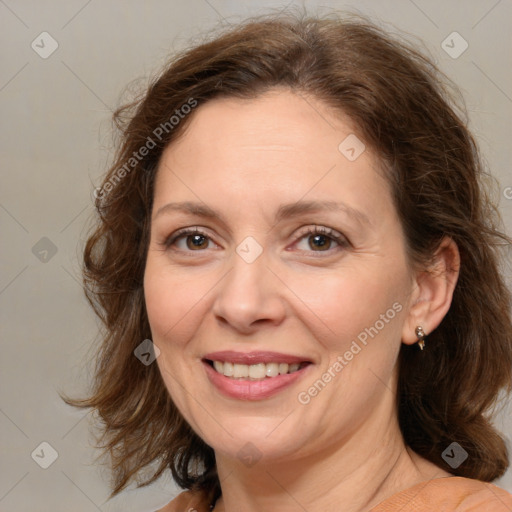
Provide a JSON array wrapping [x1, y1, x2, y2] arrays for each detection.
[[265, 362, 279, 377], [223, 361, 234, 377], [211, 361, 305, 379], [249, 363, 266, 379], [233, 363, 249, 378]]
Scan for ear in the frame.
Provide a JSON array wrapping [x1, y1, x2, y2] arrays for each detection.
[[401, 237, 460, 345]]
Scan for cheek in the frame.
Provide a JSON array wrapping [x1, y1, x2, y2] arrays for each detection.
[[144, 262, 209, 410], [288, 267, 405, 343], [143, 260, 211, 346]]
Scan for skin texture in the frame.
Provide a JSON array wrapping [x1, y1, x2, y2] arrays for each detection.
[[144, 89, 459, 512]]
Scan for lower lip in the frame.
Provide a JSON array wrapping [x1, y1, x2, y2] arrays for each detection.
[[203, 361, 311, 400]]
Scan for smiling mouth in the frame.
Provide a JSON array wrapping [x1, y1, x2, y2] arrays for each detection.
[[205, 360, 311, 380]]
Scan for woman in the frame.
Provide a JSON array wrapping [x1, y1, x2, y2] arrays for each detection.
[[69, 12, 512, 512]]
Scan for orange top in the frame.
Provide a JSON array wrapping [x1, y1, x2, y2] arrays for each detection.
[[156, 477, 512, 511]]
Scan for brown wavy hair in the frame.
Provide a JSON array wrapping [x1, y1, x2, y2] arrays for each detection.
[[65, 10, 512, 499]]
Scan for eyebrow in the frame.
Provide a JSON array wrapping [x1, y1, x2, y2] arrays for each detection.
[[154, 200, 371, 227]]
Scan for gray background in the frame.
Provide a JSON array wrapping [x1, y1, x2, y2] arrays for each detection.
[[1, 0, 511, 510]]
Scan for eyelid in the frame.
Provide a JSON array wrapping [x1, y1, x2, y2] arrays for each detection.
[[163, 226, 218, 248], [161, 224, 350, 257], [294, 225, 348, 242], [291, 225, 351, 252]]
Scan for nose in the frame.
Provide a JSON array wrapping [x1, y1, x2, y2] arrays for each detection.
[[211, 250, 286, 335]]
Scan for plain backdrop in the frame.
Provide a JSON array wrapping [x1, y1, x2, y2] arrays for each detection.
[[1, 1, 511, 510]]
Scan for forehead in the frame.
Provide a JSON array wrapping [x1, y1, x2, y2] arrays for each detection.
[[160, 89, 359, 167], [153, 89, 391, 222]]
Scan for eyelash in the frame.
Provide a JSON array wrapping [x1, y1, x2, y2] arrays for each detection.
[[162, 225, 350, 255]]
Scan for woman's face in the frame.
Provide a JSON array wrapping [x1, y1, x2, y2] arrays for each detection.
[[144, 89, 417, 464]]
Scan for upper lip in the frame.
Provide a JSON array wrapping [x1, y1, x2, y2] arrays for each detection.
[[203, 351, 312, 365]]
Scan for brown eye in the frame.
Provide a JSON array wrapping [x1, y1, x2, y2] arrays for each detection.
[[295, 226, 348, 254], [308, 234, 332, 251], [164, 228, 214, 251], [185, 233, 209, 250]]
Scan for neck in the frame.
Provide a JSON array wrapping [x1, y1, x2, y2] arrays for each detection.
[[212, 398, 448, 512]]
